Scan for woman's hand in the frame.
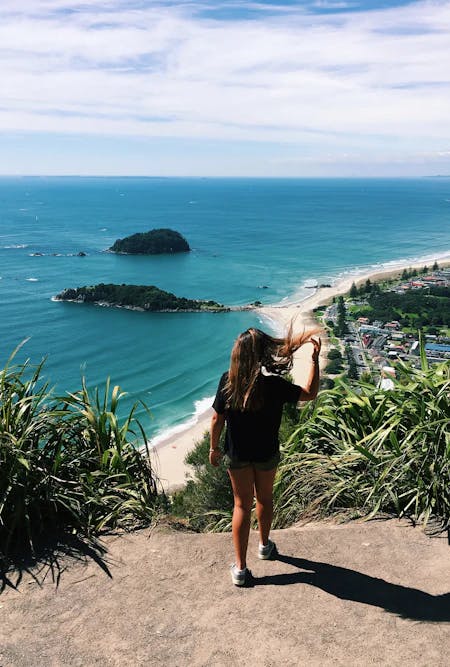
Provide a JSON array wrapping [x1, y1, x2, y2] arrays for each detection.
[[209, 448, 222, 467], [299, 337, 322, 401], [210, 411, 225, 466], [310, 336, 322, 363]]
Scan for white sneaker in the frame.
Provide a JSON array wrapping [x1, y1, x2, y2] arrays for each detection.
[[230, 564, 248, 586], [258, 539, 277, 560]]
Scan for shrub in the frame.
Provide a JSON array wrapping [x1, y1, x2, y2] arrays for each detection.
[[325, 359, 343, 374], [327, 349, 343, 360], [171, 432, 233, 532], [0, 348, 161, 561], [320, 377, 335, 390], [274, 353, 449, 529]]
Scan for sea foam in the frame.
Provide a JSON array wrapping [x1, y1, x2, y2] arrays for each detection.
[[150, 395, 214, 447]]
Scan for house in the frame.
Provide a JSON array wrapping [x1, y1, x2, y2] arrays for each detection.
[[378, 366, 396, 391], [422, 276, 446, 285], [409, 341, 420, 356], [425, 343, 450, 359], [360, 325, 385, 335], [362, 334, 372, 348]]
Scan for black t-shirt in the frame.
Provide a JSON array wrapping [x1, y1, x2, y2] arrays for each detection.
[[212, 371, 302, 462]]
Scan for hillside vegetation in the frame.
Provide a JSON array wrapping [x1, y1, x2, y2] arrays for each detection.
[[173, 352, 449, 532], [1, 343, 448, 565], [351, 286, 450, 329]]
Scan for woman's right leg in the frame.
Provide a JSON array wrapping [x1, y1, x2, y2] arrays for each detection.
[[228, 466, 255, 570], [254, 466, 277, 547]]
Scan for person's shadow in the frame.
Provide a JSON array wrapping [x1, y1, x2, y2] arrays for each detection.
[[253, 553, 450, 622]]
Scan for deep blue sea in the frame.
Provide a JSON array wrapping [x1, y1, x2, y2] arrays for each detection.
[[1, 177, 449, 441]]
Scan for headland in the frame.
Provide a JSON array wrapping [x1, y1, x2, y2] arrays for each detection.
[[54, 283, 227, 312]]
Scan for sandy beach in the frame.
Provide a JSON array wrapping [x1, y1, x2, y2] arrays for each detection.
[[151, 253, 450, 491]]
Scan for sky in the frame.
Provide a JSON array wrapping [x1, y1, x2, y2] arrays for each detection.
[[0, 0, 450, 177]]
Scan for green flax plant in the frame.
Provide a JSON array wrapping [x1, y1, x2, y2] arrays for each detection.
[[0, 349, 160, 561], [273, 352, 449, 529], [59, 377, 159, 532]]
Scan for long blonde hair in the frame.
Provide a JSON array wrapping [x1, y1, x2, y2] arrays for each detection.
[[225, 324, 320, 411]]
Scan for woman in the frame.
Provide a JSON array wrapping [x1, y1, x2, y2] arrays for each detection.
[[210, 326, 321, 586]]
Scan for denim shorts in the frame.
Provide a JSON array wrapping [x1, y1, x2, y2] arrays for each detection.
[[226, 451, 281, 471]]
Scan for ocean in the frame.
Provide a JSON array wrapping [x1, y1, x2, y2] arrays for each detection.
[[1, 176, 449, 441]]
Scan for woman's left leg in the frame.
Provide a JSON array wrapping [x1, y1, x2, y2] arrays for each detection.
[[254, 466, 277, 547], [228, 466, 255, 570]]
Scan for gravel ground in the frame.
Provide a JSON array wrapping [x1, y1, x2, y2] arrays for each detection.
[[1, 519, 449, 666]]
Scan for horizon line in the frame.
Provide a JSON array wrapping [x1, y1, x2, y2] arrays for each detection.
[[1, 174, 449, 180]]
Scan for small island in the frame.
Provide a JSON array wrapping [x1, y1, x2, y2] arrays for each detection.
[[54, 283, 228, 312], [109, 229, 190, 255]]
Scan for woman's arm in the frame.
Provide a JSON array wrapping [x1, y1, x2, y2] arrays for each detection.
[[299, 337, 321, 401], [209, 410, 225, 466]]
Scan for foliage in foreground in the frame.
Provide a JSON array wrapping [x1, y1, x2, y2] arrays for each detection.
[[274, 357, 449, 529], [172, 357, 449, 532], [0, 351, 161, 561]]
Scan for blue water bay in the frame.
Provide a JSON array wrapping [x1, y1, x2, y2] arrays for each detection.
[[1, 176, 449, 439]]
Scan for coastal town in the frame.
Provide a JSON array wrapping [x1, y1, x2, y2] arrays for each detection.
[[321, 265, 450, 386]]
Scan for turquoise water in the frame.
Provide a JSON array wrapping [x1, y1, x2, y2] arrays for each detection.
[[1, 177, 449, 440]]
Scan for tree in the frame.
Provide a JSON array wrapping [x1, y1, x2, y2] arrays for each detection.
[[372, 282, 381, 294], [349, 282, 358, 298], [345, 344, 358, 380], [336, 296, 347, 336], [325, 358, 343, 374]]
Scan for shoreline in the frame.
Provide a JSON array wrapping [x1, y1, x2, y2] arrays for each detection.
[[52, 297, 228, 313], [150, 252, 450, 491]]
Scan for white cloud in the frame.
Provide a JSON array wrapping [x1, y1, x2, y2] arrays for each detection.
[[312, 1, 356, 8], [0, 0, 450, 174]]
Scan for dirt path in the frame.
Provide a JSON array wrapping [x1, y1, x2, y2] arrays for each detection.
[[1, 520, 449, 666]]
